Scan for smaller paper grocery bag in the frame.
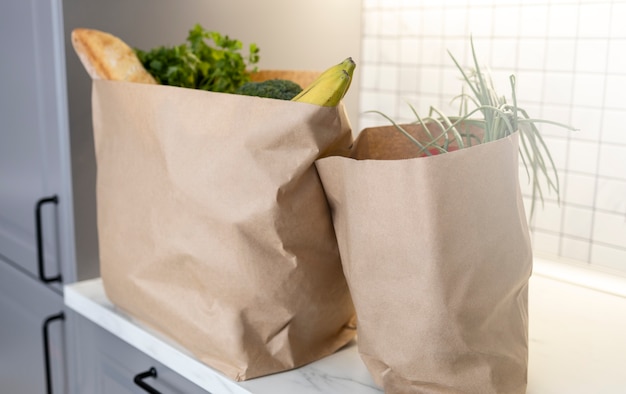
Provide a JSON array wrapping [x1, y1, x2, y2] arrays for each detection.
[[316, 124, 532, 393], [92, 78, 356, 381]]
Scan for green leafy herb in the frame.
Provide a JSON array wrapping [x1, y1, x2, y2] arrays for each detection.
[[135, 24, 260, 93]]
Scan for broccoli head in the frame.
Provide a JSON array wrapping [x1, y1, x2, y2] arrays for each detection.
[[236, 79, 303, 100]]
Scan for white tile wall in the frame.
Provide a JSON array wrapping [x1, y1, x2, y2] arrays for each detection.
[[360, 0, 626, 273]]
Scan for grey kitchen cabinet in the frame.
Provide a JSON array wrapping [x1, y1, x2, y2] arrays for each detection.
[[0, 0, 73, 286], [0, 258, 67, 394], [67, 310, 209, 394], [0, 0, 83, 393]]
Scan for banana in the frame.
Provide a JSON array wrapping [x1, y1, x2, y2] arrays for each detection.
[[292, 57, 356, 107], [295, 58, 355, 97], [315, 57, 356, 82], [292, 69, 351, 107]]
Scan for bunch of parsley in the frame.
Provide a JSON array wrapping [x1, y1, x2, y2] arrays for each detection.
[[135, 24, 260, 93]]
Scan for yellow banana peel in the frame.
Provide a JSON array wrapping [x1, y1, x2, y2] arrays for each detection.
[[292, 57, 356, 107]]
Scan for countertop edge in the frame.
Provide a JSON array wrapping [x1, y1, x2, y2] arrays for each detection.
[[64, 278, 256, 394]]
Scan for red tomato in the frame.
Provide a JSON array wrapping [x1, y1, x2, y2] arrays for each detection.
[[419, 146, 458, 157]]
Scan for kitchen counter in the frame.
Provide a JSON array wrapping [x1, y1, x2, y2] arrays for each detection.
[[64, 259, 626, 393]]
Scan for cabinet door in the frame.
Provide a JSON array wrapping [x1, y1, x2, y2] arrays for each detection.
[[0, 0, 71, 283], [0, 258, 66, 394], [68, 311, 210, 394]]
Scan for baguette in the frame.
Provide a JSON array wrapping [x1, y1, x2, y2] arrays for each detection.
[[71, 28, 156, 84]]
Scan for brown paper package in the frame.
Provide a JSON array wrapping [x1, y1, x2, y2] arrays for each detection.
[[92, 77, 356, 381], [316, 124, 532, 393]]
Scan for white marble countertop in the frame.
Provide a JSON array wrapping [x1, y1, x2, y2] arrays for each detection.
[[64, 258, 626, 394]]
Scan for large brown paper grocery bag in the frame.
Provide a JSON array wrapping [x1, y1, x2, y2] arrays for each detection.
[[92, 78, 356, 381], [316, 124, 532, 393]]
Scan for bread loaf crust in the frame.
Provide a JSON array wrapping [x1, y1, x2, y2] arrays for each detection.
[[71, 28, 156, 84]]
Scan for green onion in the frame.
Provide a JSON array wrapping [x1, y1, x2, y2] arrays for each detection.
[[371, 37, 577, 219]]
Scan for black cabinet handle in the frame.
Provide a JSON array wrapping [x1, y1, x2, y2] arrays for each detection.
[[42, 312, 65, 394], [134, 367, 161, 394], [35, 195, 62, 283]]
